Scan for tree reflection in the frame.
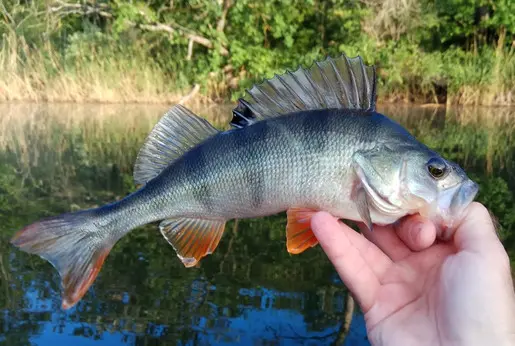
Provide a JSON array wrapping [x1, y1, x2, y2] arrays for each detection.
[[1, 104, 515, 345]]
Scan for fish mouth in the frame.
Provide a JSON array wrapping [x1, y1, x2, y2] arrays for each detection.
[[449, 179, 479, 217], [437, 179, 479, 239]]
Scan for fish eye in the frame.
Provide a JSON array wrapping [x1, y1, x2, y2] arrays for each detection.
[[427, 158, 447, 179]]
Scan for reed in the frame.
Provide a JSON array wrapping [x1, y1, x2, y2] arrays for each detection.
[[2, 0, 515, 105], [0, 31, 203, 104], [2, 27, 515, 105]]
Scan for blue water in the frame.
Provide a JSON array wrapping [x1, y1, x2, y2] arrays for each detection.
[[2, 271, 368, 345]]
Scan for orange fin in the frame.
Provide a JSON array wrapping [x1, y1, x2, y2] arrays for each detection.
[[286, 208, 319, 254], [62, 247, 111, 309], [160, 217, 226, 267]]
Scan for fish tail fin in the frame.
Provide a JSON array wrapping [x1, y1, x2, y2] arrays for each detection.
[[11, 208, 117, 309]]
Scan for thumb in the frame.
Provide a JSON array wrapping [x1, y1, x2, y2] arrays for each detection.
[[452, 203, 515, 339], [453, 202, 505, 256]]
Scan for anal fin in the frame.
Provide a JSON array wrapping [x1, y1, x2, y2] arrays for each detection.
[[286, 208, 319, 254], [160, 217, 226, 267]]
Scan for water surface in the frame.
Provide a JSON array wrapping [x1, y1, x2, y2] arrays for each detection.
[[1, 103, 515, 345]]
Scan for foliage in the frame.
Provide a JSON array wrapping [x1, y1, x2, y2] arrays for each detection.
[[0, 0, 515, 104]]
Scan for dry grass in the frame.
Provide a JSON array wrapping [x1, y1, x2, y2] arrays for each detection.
[[2, 30, 515, 106], [446, 86, 515, 106], [0, 33, 213, 104]]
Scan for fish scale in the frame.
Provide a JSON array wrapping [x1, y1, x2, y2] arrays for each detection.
[[135, 110, 409, 222], [10, 54, 478, 309]]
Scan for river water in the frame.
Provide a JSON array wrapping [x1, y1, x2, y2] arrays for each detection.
[[0, 103, 514, 345]]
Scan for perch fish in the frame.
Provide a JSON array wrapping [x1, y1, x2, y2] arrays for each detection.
[[11, 54, 478, 309]]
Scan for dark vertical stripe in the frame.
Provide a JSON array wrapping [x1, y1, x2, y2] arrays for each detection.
[[234, 122, 267, 209], [184, 146, 213, 212], [301, 110, 329, 153], [299, 111, 330, 199], [251, 123, 267, 209]]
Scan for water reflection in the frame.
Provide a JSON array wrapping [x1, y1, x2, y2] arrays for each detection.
[[3, 230, 360, 344], [1, 102, 515, 345]]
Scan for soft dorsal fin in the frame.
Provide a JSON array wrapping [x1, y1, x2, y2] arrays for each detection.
[[230, 54, 377, 128], [134, 105, 219, 185]]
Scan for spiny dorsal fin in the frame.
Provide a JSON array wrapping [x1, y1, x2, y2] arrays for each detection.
[[134, 105, 219, 185], [230, 54, 377, 128], [160, 217, 226, 267]]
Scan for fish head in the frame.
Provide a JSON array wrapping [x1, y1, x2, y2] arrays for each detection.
[[354, 144, 478, 237], [400, 149, 479, 237]]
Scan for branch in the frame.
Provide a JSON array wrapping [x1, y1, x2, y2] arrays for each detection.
[[130, 8, 228, 56], [187, 39, 194, 60], [136, 22, 228, 56], [49, 1, 112, 18], [178, 83, 200, 104], [216, 0, 232, 32]]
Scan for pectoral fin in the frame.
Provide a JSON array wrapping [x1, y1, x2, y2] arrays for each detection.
[[286, 208, 319, 254], [355, 186, 373, 232]]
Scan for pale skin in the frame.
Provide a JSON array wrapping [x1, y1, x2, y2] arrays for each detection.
[[310, 202, 515, 346]]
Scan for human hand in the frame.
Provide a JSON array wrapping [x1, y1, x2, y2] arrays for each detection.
[[311, 202, 515, 346]]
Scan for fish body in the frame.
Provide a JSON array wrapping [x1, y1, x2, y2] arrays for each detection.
[[11, 55, 478, 309], [137, 110, 416, 223]]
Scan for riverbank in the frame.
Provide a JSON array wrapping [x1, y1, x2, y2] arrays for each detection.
[[2, 44, 514, 106], [2, 1, 514, 106]]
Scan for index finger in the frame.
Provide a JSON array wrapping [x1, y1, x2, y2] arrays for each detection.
[[311, 212, 390, 312]]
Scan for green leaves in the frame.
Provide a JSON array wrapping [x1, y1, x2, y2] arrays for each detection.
[[111, 1, 155, 33], [2, 0, 515, 104]]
